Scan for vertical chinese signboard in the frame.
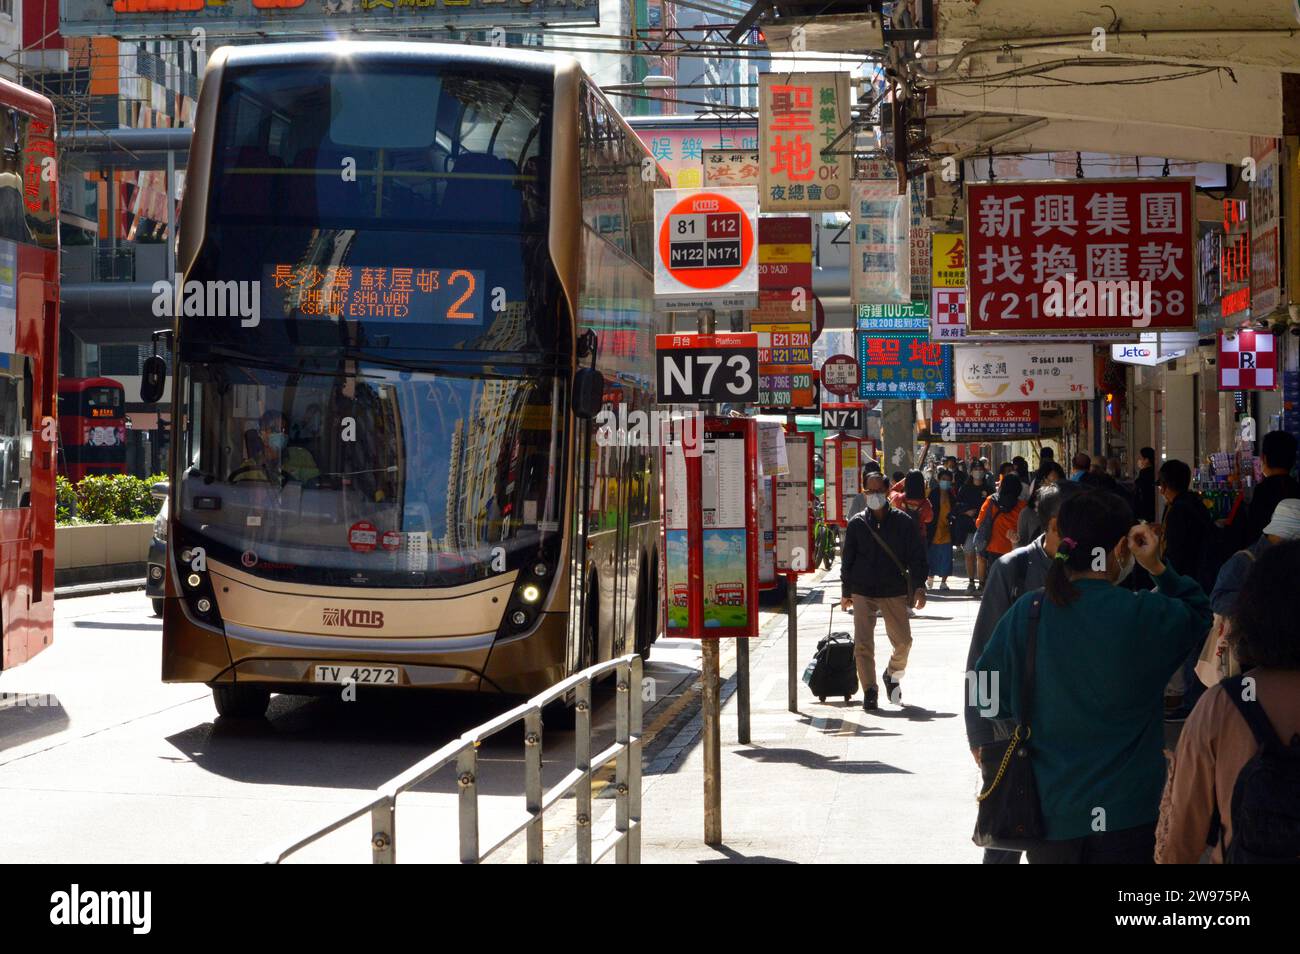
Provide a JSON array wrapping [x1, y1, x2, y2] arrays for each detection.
[[965, 179, 1197, 333], [758, 72, 852, 213], [776, 430, 815, 574], [1250, 136, 1281, 318], [931, 233, 967, 340], [758, 215, 813, 291], [910, 183, 931, 303], [1221, 198, 1251, 321], [1218, 329, 1277, 391], [851, 180, 910, 304], [856, 334, 952, 400], [660, 417, 760, 638]]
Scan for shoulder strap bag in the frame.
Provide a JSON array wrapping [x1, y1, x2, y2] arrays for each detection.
[[863, 514, 910, 588], [972, 590, 1047, 851]]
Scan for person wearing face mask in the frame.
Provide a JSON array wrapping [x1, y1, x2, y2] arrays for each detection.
[[955, 464, 991, 593], [232, 409, 321, 485], [975, 490, 1212, 863], [840, 473, 929, 710], [926, 468, 957, 590], [974, 473, 1026, 591]]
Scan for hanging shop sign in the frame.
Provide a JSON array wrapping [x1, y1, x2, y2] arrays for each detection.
[[654, 187, 759, 311], [60, 0, 596, 36], [636, 122, 759, 189], [703, 149, 761, 188], [758, 215, 813, 292], [655, 333, 760, 405], [931, 288, 967, 341], [758, 72, 852, 213], [1111, 331, 1196, 367], [932, 233, 966, 288], [953, 343, 1095, 404], [1249, 136, 1281, 318], [851, 180, 910, 305], [931, 400, 1039, 441], [821, 403, 864, 431], [1221, 198, 1252, 320], [965, 179, 1197, 334], [856, 300, 929, 333], [856, 333, 952, 401], [660, 416, 759, 638], [1217, 329, 1277, 391], [776, 429, 815, 574], [820, 353, 860, 397], [910, 183, 930, 303], [931, 233, 968, 340]]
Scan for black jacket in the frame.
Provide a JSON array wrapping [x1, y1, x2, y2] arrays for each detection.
[[1134, 465, 1156, 522], [841, 506, 928, 599], [1161, 490, 1213, 580], [1244, 473, 1300, 545]]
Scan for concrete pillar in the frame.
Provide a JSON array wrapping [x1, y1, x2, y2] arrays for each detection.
[[881, 399, 916, 477], [1163, 374, 1197, 469]]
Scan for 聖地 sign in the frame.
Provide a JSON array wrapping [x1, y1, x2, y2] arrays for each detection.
[[856, 334, 951, 400]]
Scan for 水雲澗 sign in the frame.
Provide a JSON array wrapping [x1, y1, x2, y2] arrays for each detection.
[[966, 179, 1197, 334], [60, 0, 596, 36], [851, 180, 910, 305], [932, 399, 1039, 441], [654, 187, 759, 311], [655, 333, 760, 405], [953, 343, 1095, 403], [758, 72, 852, 213], [1218, 329, 1277, 391], [857, 333, 952, 400]]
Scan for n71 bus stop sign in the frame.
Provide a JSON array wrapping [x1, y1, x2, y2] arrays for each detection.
[[654, 187, 759, 311]]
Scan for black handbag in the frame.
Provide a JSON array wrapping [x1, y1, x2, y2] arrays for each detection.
[[973, 591, 1046, 851]]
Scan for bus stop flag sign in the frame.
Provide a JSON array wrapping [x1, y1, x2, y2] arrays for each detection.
[[655, 187, 760, 311]]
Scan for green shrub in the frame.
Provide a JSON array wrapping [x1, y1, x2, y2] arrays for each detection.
[[61, 473, 169, 525], [55, 475, 77, 522]]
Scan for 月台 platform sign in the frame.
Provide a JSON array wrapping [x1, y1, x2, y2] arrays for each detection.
[[60, 0, 597, 37], [655, 187, 760, 311]]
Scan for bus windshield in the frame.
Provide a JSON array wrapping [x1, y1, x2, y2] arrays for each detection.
[[188, 59, 561, 359], [179, 361, 565, 588]]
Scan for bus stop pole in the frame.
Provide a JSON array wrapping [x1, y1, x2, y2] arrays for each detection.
[[786, 413, 799, 713], [698, 308, 722, 847]]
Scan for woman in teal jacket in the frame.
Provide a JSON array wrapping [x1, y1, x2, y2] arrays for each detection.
[[976, 489, 1212, 863]]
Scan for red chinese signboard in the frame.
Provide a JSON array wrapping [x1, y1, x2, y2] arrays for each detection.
[[1217, 329, 1276, 391], [759, 215, 813, 291], [966, 179, 1197, 334], [931, 400, 1040, 441], [758, 72, 852, 213]]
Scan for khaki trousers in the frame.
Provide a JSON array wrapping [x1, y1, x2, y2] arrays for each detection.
[[851, 593, 913, 690]]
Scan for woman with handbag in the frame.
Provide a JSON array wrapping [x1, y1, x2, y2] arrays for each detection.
[[925, 468, 957, 591], [974, 490, 1212, 863]]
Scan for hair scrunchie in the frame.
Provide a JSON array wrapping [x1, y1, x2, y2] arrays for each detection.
[[1054, 536, 1078, 562]]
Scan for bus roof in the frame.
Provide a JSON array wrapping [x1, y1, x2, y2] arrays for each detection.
[[58, 377, 124, 392], [0, 74, 55, 124], [213, 41, 575, 82]]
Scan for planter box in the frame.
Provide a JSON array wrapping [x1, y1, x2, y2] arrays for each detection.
[[55, 522, 153, 570]]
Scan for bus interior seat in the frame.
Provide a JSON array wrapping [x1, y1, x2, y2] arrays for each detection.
[[222, 147, 282, 217], [438, 152, 521, 224]]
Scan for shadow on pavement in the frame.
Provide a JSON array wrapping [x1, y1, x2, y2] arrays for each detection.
[[735, 745, 912, 774], [71, 620, 162, 631], [868, 705, 957, 722], [697, 845, 797, 864], [0, 694, 71, 753]]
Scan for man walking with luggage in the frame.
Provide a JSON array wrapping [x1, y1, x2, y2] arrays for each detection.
[[840, 473, 928, 710]]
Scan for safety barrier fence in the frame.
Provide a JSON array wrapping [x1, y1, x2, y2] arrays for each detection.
[[267, 654, 643, 864]]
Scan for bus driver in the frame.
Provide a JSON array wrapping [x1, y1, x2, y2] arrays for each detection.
[[230, 409, 320, 485]]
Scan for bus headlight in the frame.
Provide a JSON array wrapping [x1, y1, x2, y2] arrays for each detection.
[[186, 573, 202, 589], [196, 598, 212, 614], [519, 583, 542, 604], [510, 610, 529, 627], [533, 562, 548, 578]]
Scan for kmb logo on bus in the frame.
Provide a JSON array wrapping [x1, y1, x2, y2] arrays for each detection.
[[322, 607, 385, 629]]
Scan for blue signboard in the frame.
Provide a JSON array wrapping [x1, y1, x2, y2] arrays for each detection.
[[856, 333, 951, 400]]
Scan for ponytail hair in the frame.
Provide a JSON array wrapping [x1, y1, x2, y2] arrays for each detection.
[[1044, 489, 1135, 607]]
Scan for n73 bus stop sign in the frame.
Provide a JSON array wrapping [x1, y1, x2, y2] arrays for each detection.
[[654, 187, 759, 311]]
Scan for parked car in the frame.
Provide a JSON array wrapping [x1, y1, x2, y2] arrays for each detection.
[[146, 481, 167, 617]]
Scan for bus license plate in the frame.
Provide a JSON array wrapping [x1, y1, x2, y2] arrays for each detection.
[[313, 665, 401, 686]]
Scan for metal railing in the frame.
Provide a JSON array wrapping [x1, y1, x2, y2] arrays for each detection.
[[267, 654, 643, 864]]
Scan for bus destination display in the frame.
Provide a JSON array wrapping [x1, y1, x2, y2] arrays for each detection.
[[266, 264, 486, 324]]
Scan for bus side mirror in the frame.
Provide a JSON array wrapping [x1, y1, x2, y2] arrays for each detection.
[[140, 355, 167, 404], [572, 367, 604, 420]]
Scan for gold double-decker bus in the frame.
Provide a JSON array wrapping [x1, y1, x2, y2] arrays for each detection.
[[155, 42, 667, 718]]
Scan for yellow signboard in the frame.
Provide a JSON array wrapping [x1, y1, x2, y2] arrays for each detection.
[[932, 233, 966, 288]]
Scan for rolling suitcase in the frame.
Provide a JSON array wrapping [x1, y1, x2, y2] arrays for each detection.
[[801, 605, 859, 703]]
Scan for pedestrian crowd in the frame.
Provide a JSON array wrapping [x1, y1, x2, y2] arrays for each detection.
[[835, 434, 1300, 863]]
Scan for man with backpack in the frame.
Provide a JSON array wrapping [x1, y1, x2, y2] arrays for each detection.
[[1158, 540, 1300, 863], [963, 481, 1081, 863], [840, 472, 928, 711]]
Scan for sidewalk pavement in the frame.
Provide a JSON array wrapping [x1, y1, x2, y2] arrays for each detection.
[[635, 568, 987, 863]]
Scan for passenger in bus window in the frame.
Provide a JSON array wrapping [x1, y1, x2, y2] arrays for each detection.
[[230, 409, 320, 485]]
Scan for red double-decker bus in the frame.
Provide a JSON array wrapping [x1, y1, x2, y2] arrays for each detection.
[[57, 377, 127, 482], [0, 77, 59, 671]]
